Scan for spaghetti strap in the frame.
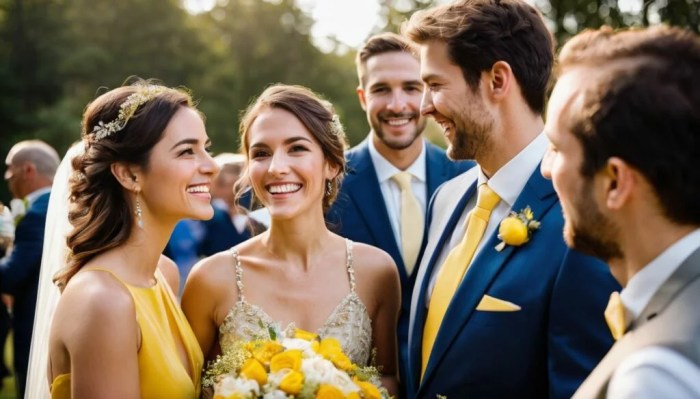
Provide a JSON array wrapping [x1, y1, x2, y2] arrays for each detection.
[[345, 239, 355, 292], [229, 248, 245, 302]]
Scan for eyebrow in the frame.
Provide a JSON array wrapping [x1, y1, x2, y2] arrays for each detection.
[[170, 138, 212, 151], [249, 136, 313, 149], [421, 73, 440, 83]]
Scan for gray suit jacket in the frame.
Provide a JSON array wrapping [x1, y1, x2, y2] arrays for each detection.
[[573, 246, 700, 399]]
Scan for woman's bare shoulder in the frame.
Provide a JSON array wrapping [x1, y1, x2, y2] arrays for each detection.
[[54, 269, 137, 345], [350, 241, 397, 276]]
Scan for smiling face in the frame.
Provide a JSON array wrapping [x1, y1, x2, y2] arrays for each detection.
[[246, 106, 336, 221], [541, 67, 622, 261], [419, 40, 494, 161], [358, 51, 427, 151], [137, 106, 219, 225]]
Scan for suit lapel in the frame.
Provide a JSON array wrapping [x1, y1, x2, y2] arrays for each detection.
[[421, 168, 559, 386], [410, 180, 478, 387], [345, 141, 406, 280]]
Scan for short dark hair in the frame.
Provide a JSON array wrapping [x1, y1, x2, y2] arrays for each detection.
[[355, 32, 417, 87], [402, 0, 554, 114], [558, 25, 700, 225]]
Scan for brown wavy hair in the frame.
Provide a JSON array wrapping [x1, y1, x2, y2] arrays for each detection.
[[235, 84, 347, 214], [54, 81, 195, 289]]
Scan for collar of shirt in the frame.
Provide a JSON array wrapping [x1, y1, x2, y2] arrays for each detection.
[[621, 228, 700, 318], [477, 133, 549, 208], [368, 136, 427, 183], [25, 186, 51, 207]]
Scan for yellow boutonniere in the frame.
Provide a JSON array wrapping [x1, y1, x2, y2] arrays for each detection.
[[495, 206, 541, 251]]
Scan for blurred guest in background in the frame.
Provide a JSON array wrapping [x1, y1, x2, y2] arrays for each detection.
[[1, 139, 59, 396]]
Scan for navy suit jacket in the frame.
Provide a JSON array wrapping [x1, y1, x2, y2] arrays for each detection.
[[0, 192, 50, 374], [198, 207, 261, 257], [408, 168, 620, 399], [326, 138, 474, 387]]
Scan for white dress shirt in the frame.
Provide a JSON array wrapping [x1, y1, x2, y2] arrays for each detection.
[[608, 228, 700, 398], [427, 133, 548, 300], [368, 137, 427, 250]]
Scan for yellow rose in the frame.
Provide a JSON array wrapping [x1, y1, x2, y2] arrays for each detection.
[[295, 328, 319, 341], [355, 380, 382, 399], [270, 349, 303, 373], [498, 216, 529, 246], [347, 393, 361, 399], [316, 338, 356, 371], [247, 340, 284, 365], [279, 370, 304, 395], [315, 384, 345, 399], [240, 358, 268, 386]]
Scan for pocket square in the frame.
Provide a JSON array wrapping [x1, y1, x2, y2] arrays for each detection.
[[476, 294, 521, 312]]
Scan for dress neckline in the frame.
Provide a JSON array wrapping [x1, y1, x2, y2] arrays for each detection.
[[227, 239, 368, 334]]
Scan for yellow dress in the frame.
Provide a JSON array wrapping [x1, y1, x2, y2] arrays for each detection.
[[50, 268, 203, 398]]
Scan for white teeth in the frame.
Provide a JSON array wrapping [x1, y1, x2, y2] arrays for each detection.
[[386, 118, 410, 126], [187, 185, 209, 193], [268, 184, 301, 194]]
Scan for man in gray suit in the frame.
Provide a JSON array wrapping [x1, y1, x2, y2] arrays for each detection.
[[542, 25, 700, 398]]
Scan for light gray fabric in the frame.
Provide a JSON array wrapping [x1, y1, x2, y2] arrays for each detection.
[[573, 247, 700, 399]]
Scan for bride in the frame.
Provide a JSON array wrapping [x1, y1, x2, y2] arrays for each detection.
[[182, 84, 400, 395], [26, 81, 218, 398]]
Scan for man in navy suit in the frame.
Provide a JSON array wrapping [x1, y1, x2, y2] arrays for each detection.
[[326, 32, 473, 393], [402, 1, 620, 398], [1, 140, 59, 396]]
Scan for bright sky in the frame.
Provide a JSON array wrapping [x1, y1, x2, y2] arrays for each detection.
[[183, 0, 381, 52]]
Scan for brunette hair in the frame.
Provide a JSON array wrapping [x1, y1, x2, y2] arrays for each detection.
[[54, 81, 195, 288], [355, 32, 418, 88], [557, 25, 700, 225], [236, 84, 347, 213], [402, 0, 554, 113]]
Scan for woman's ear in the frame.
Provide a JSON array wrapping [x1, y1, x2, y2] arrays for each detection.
[[111, 162, 141, 191], [324, 161, 341, 181]]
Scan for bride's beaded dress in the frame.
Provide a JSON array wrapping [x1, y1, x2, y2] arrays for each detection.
[[218, 239, 372, 366]]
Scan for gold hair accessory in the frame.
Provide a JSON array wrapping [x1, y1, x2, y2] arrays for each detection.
[[90, 85, 169, 142]]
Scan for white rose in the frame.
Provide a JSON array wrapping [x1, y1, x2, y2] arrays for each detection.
[[215, 375, 259, 398], [9, 198, 26, 220], [0, 206, 14, 239]]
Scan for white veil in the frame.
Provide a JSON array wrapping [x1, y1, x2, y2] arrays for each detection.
[[25, 142, 83, 398]]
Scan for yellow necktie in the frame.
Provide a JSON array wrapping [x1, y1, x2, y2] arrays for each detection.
[[421, 183, 500, 376], [605, 291, 629, 341], [392, 171, 424, 275]]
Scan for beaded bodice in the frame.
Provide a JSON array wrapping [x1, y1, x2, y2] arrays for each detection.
[[218, 239, 373, 366]]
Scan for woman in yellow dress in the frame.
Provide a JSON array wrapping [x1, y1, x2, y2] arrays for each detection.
[[44, 81, 218, 398]]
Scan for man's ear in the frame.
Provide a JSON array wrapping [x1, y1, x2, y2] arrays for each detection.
[[488, 61, 513, 102], [111, 162, 140, 191], [356, 86, 368, 111], [604, 157, 635, 210]]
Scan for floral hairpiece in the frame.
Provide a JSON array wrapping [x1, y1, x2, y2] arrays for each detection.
[[89, 85, 169, 142]]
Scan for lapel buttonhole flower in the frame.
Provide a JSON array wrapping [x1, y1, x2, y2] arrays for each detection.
[[495, 206, 541, 252]]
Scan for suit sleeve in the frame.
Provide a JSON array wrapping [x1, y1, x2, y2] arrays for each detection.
[[0, 211, 46, 295], [547, 248, 621, 399]]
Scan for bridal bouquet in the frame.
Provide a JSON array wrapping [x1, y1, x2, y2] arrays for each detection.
[[204, 326, 390, 399]]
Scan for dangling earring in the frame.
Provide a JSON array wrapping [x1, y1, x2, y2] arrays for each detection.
[[325, 180, 332, 197], [134, 190, 144, 229]]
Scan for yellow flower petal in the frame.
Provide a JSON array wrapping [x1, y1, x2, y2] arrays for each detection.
[[279, 370, 304, 395], [270, 349, 303, 373], [499, 217, 529, 246], [295, 328, 319, 341], [240, 358, 268, 386], [355, 380, 382, 399], [315, 384, 346, 399]]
